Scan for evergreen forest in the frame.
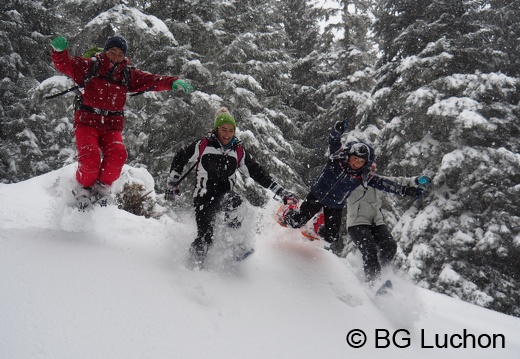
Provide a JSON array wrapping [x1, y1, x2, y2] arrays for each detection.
[[1, 0, 519, 316]]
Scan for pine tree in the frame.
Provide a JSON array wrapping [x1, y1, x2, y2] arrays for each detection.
[[0, 0, 68, 182], [212, 0, 311, 200], [271, 0, 334, 188], [300, 1, 378, 186], [145, 0, 312, 201], [314, 0, 380, 255], [369, 0, 520, 316], [315, 0, 377, 130]]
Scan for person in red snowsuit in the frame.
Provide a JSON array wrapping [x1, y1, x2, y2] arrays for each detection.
[[50, 35, 193, 209]]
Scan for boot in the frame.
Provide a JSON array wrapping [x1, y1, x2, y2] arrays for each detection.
[[188, 240, 210, 269]]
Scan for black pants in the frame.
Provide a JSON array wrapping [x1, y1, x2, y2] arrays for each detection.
[[193, 191, 243, 246], [285, 192, 343, 243], [348, 224, 397, 284]]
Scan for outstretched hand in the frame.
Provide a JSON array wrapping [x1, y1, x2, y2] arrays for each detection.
[[402, 186, 425, 200], [269, 182, 297, 204], [172, 79, 194, 94], [415, 175, 431, 185], [334, 116, 349, 134], [165, 174, 181, 201], [51, 36, 68, 52]]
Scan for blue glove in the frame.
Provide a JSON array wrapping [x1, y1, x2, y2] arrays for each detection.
[[165, 173, 181, 201], [415, 175, 431, 186], [402, 186, 424, 200], [51, 36, 68, 52], [172, 79, 194, 94], [334, 116, 349, 134]]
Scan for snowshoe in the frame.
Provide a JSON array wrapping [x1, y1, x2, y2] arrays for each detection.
[[301, 226, 320, 241], [75, 195, 94, 212], [187, 241, 210, 270], [93, 194, 114, 208], [92, 182, 114, 207], [375, 279, 393, 296], [301, 212, 325, 241], [274, 198, 298, 227], [233, 247, 255, 262], [71, 187, 94, 212], [274, 205, 288, 227]]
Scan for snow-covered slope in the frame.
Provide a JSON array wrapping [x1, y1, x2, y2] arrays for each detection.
[[1, 164, 519, 359]]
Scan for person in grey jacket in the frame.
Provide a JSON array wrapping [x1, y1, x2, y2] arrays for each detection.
[[277, 117, 425, 244], [346, 163, 431, 284], [303, 163, 431, 285]]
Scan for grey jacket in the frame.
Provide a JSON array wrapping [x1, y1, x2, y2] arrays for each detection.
[[346, 176, 417, 229]]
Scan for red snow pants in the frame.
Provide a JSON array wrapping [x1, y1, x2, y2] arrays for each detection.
[[74, 124, 128, 187]]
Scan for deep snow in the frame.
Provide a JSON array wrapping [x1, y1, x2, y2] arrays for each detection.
[[1, 164, 519, 359]]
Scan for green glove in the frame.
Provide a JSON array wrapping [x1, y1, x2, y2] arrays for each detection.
[[172, 79, 194, 94], [51, 36, 68, 52]]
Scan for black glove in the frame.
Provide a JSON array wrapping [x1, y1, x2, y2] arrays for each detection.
[[278, 188, 297, 204], [334, 117, 349, 134], [401, 186, 424, 199], [165, 173, 181, 201]]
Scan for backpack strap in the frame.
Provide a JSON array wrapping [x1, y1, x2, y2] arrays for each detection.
[[236, 144, 244, 164], [82, 57, 100, 87], [83, 56, 131, 88], [198, 137, 209, 161], [122, 66, 132, 88], [197, 136, 243, 164], [43, 85, 80, 100]]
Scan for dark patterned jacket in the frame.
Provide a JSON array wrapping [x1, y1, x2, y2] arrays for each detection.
[[310, 127, 405, 209], [170, 133, 275, 198]]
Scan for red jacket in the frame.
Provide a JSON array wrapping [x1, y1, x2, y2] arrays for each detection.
[[51, 50, 179, 131]]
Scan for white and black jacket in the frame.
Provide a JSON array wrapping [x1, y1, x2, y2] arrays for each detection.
[[169, 133, 275, 198]]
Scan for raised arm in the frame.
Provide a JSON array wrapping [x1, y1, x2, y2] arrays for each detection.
[[368, 175, 425, 199], [328, 117, 349, 154]]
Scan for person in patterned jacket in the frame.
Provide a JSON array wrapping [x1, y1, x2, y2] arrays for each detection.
[[50, 34, 193, 210], [167, 107, 293, 267]]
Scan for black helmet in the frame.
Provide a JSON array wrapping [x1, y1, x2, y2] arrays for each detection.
[[348, 143, 370, 161], [330, 141, 375, 166]]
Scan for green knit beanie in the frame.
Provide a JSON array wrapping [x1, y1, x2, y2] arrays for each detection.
[[213, 108, 236, 131]]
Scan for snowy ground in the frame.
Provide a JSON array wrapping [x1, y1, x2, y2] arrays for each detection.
[[1, 164, 519, 359]]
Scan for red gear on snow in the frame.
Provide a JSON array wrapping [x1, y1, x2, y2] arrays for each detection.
[[301, 212, 325, 241], [51, 49, 180, 187], [274, 199, 299, 228]]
